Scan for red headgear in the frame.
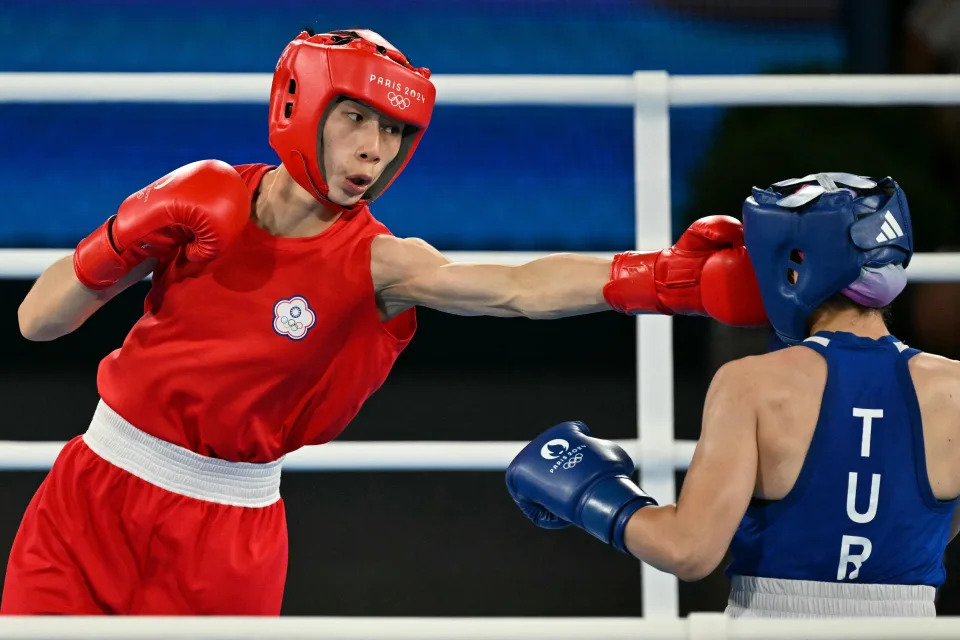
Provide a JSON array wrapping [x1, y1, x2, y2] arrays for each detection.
[[268, 29, 436, 212]]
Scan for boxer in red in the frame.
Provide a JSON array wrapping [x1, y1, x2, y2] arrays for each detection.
[[4, 29, 765, 614]]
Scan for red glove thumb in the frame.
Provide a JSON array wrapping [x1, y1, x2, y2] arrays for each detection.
[[674, 215, 744, 252]]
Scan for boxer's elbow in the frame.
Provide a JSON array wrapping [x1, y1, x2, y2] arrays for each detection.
[[18, 303, 44, 340], [645, 529, 719, 582], [673, 556, 717, 582], [18, 304, 72, 341], [669, 541, 723, 582]]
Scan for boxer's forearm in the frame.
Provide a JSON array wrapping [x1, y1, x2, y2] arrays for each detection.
[[374, 235, 616, 319], [384, 252, 613, 319], [622, 505, 717, 582], [512, 253, 612, 319], [18, 254, 154, 341]]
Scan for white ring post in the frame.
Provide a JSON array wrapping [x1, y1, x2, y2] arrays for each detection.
[[633, 70, 679, 618]]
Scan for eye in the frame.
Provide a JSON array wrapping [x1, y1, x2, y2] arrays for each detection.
[[382, 123, 401, 135], [346, 112, 362, 122]]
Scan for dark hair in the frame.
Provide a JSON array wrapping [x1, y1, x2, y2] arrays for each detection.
[[806, 292, 892, 335]]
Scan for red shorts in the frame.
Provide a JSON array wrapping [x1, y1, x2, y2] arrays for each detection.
[[1, 402, 288, 615]]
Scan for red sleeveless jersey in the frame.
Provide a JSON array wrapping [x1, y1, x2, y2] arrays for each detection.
[[97, 164, 416, 462]]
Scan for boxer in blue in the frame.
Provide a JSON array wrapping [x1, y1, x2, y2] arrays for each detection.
[[508, 173, 960, 617]]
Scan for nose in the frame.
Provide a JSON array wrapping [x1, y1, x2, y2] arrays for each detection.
[[355, 121, 381, 164]]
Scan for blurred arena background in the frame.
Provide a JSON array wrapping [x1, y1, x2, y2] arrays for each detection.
[[2, 0, 960, 618]]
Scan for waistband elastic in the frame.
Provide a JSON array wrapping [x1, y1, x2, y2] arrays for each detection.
[[82, 400, 282, 508], [726, 575, 936, 618]]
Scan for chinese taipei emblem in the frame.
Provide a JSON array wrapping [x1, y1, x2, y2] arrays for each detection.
[[273, 296, 316, 340]]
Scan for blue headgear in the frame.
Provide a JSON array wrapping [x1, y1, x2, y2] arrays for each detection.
[[742, 172, 913, 344]]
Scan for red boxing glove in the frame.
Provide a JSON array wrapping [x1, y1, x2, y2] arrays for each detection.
[[73, 160, 250, 290], [700, 245, 768, 326], [602, 215, 768, 327]]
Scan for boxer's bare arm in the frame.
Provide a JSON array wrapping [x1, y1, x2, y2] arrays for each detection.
[[18, 255, 157, 341], [622, 358, 760, 581], [370, 235, 612, 320], [911, 354, 960, 540]]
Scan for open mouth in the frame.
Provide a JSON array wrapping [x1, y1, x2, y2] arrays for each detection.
[[347, 175, 373, 188], [343, 175, 373, 196]]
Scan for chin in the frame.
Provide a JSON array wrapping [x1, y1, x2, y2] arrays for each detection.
[[326, 188, 363, 207]]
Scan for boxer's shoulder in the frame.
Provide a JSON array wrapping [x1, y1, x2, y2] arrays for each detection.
[[369, 235, 448, 294], [908, 352, 960, 416], [908, 351, 960, 382], [709, 347, 826, 414]]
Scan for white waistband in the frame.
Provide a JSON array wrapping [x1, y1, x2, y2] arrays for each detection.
[[726, 575, 936, 618], [82, 400, 282, 508]]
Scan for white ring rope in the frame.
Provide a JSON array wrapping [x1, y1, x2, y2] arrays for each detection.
[[0, 439, 696, 472], [2, 613, 960, 639], [2, 73, 960, 105], [2, 250, 959, 281]]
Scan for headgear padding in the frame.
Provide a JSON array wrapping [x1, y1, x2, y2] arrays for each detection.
[[742, 172, 913, 344], [268, 30, 436, 212]]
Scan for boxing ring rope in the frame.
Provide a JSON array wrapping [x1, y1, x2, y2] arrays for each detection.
[[3, 73, 960, 636], [0, 437, 698, 472], [3, 613, 960, 640], [3, 250, 959, 281], [3, 72, 960, 105]]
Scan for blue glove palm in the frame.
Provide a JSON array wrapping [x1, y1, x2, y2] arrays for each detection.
[[506, 421, 657, 553]]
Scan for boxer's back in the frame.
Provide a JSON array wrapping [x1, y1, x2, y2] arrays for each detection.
[[725, 331, 960, 617]]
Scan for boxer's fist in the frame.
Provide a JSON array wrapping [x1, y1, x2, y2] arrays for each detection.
[[602, 216, 767, 326], [700, 245, 767, 326], [506, 421, 657, 553], [74, 160, 249, 290]]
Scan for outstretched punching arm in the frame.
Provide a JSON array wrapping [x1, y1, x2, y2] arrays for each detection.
[[371, 235, 610, 320], [371, 216, 767, 325]]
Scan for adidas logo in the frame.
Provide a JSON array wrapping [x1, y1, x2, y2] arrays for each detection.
[[875, 211, 904, 243]]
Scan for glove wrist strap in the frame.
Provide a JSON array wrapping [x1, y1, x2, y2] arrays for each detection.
[[610, 497, 655, 554], [602, 251, 663, 315], [579, 476, 657, 551], [73, 217, 131, 291]]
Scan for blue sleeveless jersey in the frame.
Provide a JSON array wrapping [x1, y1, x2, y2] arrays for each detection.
[[727, 331, 957, 587]]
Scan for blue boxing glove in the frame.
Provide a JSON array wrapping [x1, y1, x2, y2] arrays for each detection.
[[506, 421, 657, 553]]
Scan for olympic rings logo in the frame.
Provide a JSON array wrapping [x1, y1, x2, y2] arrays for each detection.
[[280, 316, 304, 332], [387, 92, 411, 110], [562, 453, 583, 470]]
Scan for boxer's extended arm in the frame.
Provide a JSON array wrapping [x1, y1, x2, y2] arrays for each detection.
[[371, 235, 610, 320], [18, 255, 157, 341], [372, 216, 768, 325], [622, 359, 759, 580]]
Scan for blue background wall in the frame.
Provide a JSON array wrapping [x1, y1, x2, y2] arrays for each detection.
[[1, 0, 844, 249]]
